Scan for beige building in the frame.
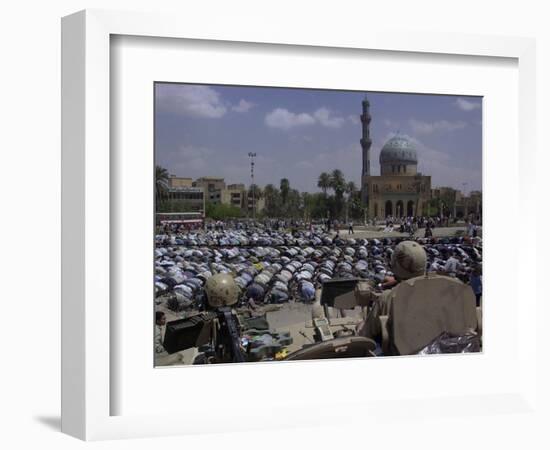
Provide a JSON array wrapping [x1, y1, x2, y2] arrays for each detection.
[[168, 175, 193, 188], [364, 135, 431, 218], [193, 177, 226, 203], [245, 190, 265, 214], [221, 183, 246, 208], [360, 98, 431, 219], [168, 175, 267, 214], [431, 187, 482, 219], [164, 186, 205, 212]]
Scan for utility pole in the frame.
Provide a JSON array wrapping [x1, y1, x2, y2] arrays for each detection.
[[248, 152, 257, 220]]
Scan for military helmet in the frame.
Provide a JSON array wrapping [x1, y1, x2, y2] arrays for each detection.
[[204, 273, 240, 308], [391, 241, 427, 280]]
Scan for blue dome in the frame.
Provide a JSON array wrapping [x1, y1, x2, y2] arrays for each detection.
[[379, 135, 418, 165]]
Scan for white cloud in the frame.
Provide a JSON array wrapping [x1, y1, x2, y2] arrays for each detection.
[[231, 99, 254, 113], [156, 85, 227, 118], [409, 119, 467, 134], [264, 108, 315, 130], [313, 108, 346, 128], [455, 98, 481, 112], [265, 107, 346, 130]]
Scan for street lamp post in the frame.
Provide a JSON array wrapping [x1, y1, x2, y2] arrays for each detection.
[[248, 152, 257, 220]]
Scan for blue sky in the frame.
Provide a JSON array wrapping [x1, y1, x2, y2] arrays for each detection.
[[155, 83, 482, 193]]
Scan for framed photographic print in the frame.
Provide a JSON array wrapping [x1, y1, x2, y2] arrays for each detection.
[[153, 83, 483, 367], [62, 9, 537, 441]]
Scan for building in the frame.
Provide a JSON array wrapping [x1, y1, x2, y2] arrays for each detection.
[[164, 186, 205, 212], [360, 97, 431, 218], [168, 175, 193, 188], [165, 174, 267, 215], [222, 183, 246, 209], [193, 176, 226, 203], [245, 188, 265, 215], [431, 187, 482, 219]]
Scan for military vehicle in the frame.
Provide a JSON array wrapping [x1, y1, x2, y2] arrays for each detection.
[[163, 274, 482, 363], [282, 274, 482, 360], [162, 273, 294, 363]]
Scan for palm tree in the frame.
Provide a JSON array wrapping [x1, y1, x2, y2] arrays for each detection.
[[344, 181, 357, 222], [329, 169, 346, 217], [317, 172, 331, 196], [155, 165, 170, 203], [330, 169, 346, 195], [301, 192, 312, 221], [280, 178, 290, 205]]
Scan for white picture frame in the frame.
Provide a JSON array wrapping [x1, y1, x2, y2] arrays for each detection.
[[61, 9, 538, 441]]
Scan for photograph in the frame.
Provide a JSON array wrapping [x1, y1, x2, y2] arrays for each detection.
[[153, 83, 483, 366]]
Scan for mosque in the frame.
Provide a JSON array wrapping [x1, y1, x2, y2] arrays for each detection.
[[360, 97, 432, 219]]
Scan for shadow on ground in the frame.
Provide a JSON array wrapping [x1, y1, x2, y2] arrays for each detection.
[[34, 416, 61, 431]]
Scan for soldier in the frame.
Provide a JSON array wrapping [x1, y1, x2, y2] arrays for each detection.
[[356, 240, 480, 355], [203, 273, 240, 309], [201, 273, 247, 363], [355, 240, 427, 349]]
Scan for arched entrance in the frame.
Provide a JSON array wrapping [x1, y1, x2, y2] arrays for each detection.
[[407, 200, 414, 217], [396, 200, 404, 218], [385, 200, 393, 217]]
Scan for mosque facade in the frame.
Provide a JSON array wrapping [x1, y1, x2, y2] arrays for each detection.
[[360, 97, 432, 219]]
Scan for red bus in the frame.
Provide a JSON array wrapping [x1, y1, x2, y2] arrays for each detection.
[[156, 212, 204, 228]]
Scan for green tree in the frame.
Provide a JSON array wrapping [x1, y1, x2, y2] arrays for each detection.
[[280, 178, 290, 206], [345, 181, 357, 221], [263, 184, 280, 217], [301, 192, 312, 221], [346, 181, 357, 193], [317, 172, 331, 196], [155, 165, 170, 203], [205, 202, 243, 220], [329, 169, 346, 218], [287, 189, 301, 217], [427, 198, 440, 217]]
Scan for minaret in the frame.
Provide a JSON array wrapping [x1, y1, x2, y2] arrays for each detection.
[[360, 96, 372, 205]]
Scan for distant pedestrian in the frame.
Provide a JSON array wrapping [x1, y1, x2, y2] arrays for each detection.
[[348, 221, 354, 234], [424, 225, 432, 238]]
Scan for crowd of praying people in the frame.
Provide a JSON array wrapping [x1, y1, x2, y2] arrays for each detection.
[[154, 223, 483, 316]]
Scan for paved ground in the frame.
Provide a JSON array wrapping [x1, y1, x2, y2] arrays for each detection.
[[332, 225, 481, 240]]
